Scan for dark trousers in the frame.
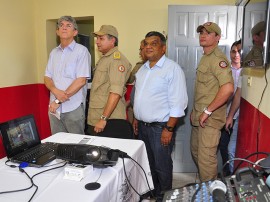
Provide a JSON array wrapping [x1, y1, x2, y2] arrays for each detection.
[[218, 119, 235, 176], [138, 121, 175, 202]]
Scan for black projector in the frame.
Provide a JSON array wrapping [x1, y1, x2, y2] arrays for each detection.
[[55, 144, 119, 167]]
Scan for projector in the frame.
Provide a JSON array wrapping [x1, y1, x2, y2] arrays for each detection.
[[55, 144, 119, 167]]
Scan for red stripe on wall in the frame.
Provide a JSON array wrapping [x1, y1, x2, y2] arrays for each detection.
[[236, 98, 270, 168], [0, 84, 51, 158]]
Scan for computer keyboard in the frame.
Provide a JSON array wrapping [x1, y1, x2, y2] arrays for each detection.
[[17, 142, 58, 162]]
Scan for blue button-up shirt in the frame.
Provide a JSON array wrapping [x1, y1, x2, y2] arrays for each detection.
[[134, 55, 188, 122]]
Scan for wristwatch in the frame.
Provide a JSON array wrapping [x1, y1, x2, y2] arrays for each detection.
[[54, 99, 62, 104], [164, 125, 174, 132], [100, 115, 109, 121], [203, 107, 212, 116]]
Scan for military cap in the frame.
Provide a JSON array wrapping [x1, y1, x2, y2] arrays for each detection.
[[197, 22, 221, 36], [251, 21, 265, 36], [93, 25, 118, 38]]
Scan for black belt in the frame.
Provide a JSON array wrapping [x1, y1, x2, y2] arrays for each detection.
[[139, 121, 166, 128]]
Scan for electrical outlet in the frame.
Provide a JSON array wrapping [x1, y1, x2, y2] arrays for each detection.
[[247, 77, 252, 86]]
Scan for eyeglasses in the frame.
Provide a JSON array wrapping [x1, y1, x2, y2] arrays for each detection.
[[58, 23, 74, 29]]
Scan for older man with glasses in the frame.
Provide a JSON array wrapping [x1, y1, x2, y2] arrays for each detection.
[[44, 16, 91, 135]]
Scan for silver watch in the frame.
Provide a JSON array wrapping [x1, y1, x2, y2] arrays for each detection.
[[100, 115, 108, 121], [203, 107, 212, 116], [54, 99, 62, 104]]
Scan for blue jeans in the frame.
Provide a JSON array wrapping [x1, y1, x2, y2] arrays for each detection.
[[138, 121, 175, 202], [228, 118, 239, 173]]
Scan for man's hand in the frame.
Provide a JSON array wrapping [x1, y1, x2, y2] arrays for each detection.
[[133, 119, 138, 136], [94, 120, 107, 133], [199, 112, 209, 128], [161, 129, 173, 146], [54, 89, 69, 103], [225, 116, 233, 132], [49, 101, 60, 113]]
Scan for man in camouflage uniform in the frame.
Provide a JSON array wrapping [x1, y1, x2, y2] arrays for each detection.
[[87, 25, 132, 135], [190, 22, 234, 182]]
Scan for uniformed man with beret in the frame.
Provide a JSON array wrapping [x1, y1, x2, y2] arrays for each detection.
[[87, 25, 132, 134], [190, 22, 234, 182], [243, 21, 265, 67]]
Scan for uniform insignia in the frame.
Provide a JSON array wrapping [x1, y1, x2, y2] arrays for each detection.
[[118, 65, 125, 72], [219, 61, 228, 68], [248, 60, 256, 67], [114, 52, 121, 59]]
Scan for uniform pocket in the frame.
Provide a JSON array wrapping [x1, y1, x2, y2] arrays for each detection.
[[197, 65, 210, 84], [201, 127, 221, 148]]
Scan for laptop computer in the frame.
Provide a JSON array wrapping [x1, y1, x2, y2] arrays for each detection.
[[0, 114, 58, 167]]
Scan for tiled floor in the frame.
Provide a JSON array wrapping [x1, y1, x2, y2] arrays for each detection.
[[172, 172, 200, 188]]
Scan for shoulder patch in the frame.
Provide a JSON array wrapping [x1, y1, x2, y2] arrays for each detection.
[[247, 60, 256, 67], [219, 61, 228, 68], [114, 52, 121, 59], [118, 65, 125, 72]]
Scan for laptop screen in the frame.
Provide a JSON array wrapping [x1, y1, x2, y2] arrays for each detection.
[[0, 114, 41, 158]]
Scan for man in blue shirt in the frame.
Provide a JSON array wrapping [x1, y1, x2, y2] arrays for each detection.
[[133, 31, 188, 201], [44, 16, 91, 134]]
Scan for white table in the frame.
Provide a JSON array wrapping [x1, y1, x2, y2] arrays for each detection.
[[0, 132, 153, 202]]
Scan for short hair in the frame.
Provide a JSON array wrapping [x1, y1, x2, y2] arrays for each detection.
[[57, 16, 78, 31], [108, 34, 118, 46], [145, 31, 166, 45], [231, 39, 241, 50]]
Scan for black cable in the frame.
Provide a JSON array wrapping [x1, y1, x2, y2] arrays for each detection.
[[29, 162, 67, 201], [191, 183, 201, 202], [0, 175, 34, 194], [121, 157, 143, 198], [116, 149, 155, 199], [5, 159, 18, 168], [0, 161, 67, 201], [129, 157, 155, 199], [256, 66, 268, 160], [232, 151, 269, 174], [94, 168, 103, 182], [31, 161, 67, 179], [18, 168, 38, 202]]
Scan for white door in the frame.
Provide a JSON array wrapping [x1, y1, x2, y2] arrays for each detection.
[[168, 5, 238, 172]]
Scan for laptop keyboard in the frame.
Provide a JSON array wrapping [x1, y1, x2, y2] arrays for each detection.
[[16, 142, 58, 162]]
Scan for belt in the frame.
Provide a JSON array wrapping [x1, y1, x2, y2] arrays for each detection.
[[139, 121, 166, 128]]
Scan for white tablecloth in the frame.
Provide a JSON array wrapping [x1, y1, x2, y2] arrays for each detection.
[[0, 132, 154, 202]]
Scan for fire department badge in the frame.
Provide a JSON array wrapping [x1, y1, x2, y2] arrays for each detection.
[[248, 60, 256, 67], [118, 65, 125, 72], [219, 61, 228, 68]]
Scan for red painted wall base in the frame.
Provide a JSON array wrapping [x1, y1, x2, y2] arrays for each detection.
[[0, 84, 51, 158], [235, 98, 270, 168]]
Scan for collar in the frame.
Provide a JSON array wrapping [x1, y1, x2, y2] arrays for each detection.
[[57, 40, 76, 51], [231, 65, 241, 70], [204, 45, 218, 56], [145, 55, 166, 69], [103, 46, 119, 57]]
